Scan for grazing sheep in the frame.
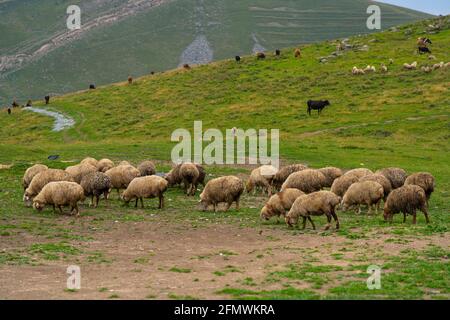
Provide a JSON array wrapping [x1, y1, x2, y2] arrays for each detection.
[[33, 181, 85, 216], [80, 172, 112, 208], [138, 160, 156, 176], [128, 76, 133, 84], [260, 188, 304, 221], [24, 169, 73, 205], [421, 66, 432, 73], [165, 164, 183, 187], [307, 100, 330, 116], [80, 157, 98, 167], [403, 61, 417, 70], [122, 176, 168, 209], [331, 174, 359, 197], [341, 181, 384, 214], [344, 168, 373, 179], [432, 62, 444, 70], [183, 64, 191, 69], [96, 158, 115, 173], [383, 185, 429, 224], [22, 164, 48, 190], [246, 165, 278, 196], [44, 95, 50, 104], [428, 55, 436, 60], [364, 65, 376, 73], [179, 163, 199, 196], [375, 167, 407, 189], [272, 164, 308, 190], [65, 163, 97, 184], [89, 84, 96, 89], [294, 48, 301, 58], [235, 55, 241, 62], [404, 172, 435, 203], [319, 167, 343, 188], [417, 37, 432, 46], [195, 164, 206, 187], [118, 160, 131, 166], [275, 49, 281, 56], [389, 58, 394, 65], [105, 165, 140, 198], [285, 191, 340, 230], [256, 52, 266, 60], [352, 66, 365, 75], [281, 169, 326, 194], [380, 64, 388, 72], [359, 174, 392, 201], [199, 176, 244, 212]]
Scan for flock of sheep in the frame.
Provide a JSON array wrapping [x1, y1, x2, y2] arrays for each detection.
[[21, 158, 435, 230]]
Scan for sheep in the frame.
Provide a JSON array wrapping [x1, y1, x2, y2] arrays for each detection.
[[330, 174, 359, 197], [375, 167, 407, 189], [383, 185, 429, 224], [105, 165, 140, 198], [364, 65, 376, 73], [359, 174, 392, 201], [403, 61, 417, 70], [195, 164, 206, 187], [344, 168, 373, 179], [235, 55, 241, 62], [118, 160, 131, 166], [294, 48, 301, 58], [44, 95, 50, 104], [96, 158, 115, 173], [122, 176, 168, 209], [404, 172, 435, 203], [65, 163, 97, 184], [137, 160, 156, 176], [281, 169, 327, 194], [380, 64, 388, 72], [80, 157, 98, 167], [417, 37, 432, 46], [389, 58, 394, 65], [89, 84, 96, 89], [165, 164, 183, 187], [22, 164, 48, 190], [24, 169, 74, 205], [256, 52, 266, 60], [128, 76, 133, 84], [80, 172, 112, 208], [319, 167, 343, 188], [421, 66, 432, 73], [183, 64, 191, 70], [444, 62, 450, 68], [307, 100, 330, 116], [341, 181, 384, 214], [428, 55, 436, 60], [275, 49, 281, 56], [179, 163, 199, 196], [432, 62, 444, 70], [246, 165, 278, 196], [260, 188, 304, 221], [33, 181, 85, 216], [352, 66, 365, 75], [271, 164, 307, 190], [285, 191, 340, 230], [199, 176, 244, 212]]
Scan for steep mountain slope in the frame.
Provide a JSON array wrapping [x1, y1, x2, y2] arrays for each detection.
[[0, 0, 432, 105]]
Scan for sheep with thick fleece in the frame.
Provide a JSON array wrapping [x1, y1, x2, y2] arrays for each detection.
[[65, 163, 97, 184], [260, 188, 304, 221], [24, 169, 73, 205], [196, 164, 206, 186], [80, 157, 98, 167], [341, 181, 384, 214], [404, 172, 435, 203], [22, 164, 48, 190], [359, 174, 392, 201], [199, 176, 244, 212], [80, 172, 112, 208], [119, 160, 131, 166], [272, 164, 307, 190], [384, 185, 429, 224], [179, 163, 200, 196], [403, 61, 417, 70], [352, 67, 365, 75], [165, 164, 182, 186], [319, 167, 343, 188], [331, 174, 359, 197], [96, 159, 115, 173], [246, 165, 278, 196], [105, 165, 140, 198], [138, 160, 156, 176], [375, 167, 407, 189], [344, 168, 373, 179], [122, 176, 168, 209], [285, 191, 340, 230], [281, 169, 326, 194], [33, 181, 85, 216]]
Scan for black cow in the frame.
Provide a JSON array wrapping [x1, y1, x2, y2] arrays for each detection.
[[235, 55, 241, 62], [418, 46, 431, 54], [89, 84, 96, 89], [307, 100, 330, 116], [275, 49, 281, 56], [45, 95, 50, 104]]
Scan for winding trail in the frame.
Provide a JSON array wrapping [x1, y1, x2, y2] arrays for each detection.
[[24, 107, 75, 132]]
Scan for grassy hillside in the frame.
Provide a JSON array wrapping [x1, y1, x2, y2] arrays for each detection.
[[0, 0, 432, 105], [0, 17, 449, 299]]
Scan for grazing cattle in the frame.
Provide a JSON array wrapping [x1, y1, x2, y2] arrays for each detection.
[[45, 95, 50, 104], [235, 55, 241, 62], [418, 46, 431, 54], [307, 100, 330, 116], [256, 52, 266, 60], [89, 84, 96, 89], [275, 49, 281, 56]]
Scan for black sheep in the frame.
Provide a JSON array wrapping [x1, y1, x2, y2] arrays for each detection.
[[256, 52, 266, 60], [235, 55, 241, 62], [275, 49, 281, 56], [7, 108, 11, 115], [44, 95, 50, 104], [89, 84, 96, 89], [307, 100, 330, 116]]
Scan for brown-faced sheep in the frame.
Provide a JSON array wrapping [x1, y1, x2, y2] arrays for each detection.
[[138, 160, 156, 177], [384, 185, 429, 224], [96, 159, 115, 173], [359, 174, 392, 201], [319, 167, 343, 188], [271, 164, 307, 190], [24, 169, 74, 206], [330, 174, 359, 197], [80, 157, 98, 167], [344, 168, 373, 179], [294, 48, 301, 58], [122, 176, 168, 209], [260, 188, 305, 221], [195, 164, 206, 187], [281, 169, 326, 194], [199, 176, 244, 212], [22, 164, 48, 190], [375, 167, 407, 189], [80, 172, 112, 208], [341, 181, 384, 214], [65, 163, 97, 184], [165, 164, 183, 187], [404, 172, 435, 203], [246, 165, 278, 196], [179, 163, 200, 196], [285, 191, 340, 230], [33, 181, 85, 216], [105, 165, 140, 198]]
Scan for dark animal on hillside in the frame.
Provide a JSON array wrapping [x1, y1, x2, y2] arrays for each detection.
[[417, 37, 432, 46], [7, 108, 11, 115], [235, 56, 241, 62], [26, 100, 32, 107], [12, 100, 19, 107], [256, 52, 266, 60], [150, 71, 155, 75], [418, 46, 431, 54], [128, 76, 133, 84], [183, 64, 191, 69], [45, 95, 50, 104], [89, 84, 96, 89], [307, 100, 330, 116], [275, 49, 281, 56], [294, 48, 301, 58]]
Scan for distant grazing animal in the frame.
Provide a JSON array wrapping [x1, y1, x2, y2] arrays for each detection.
[[12, 100, 19, 107], [384, 185, 429, 224], [150, 71, 155, 75], [7, 108, 11, 115], [26, 100, 32, 107], [418, 46, 431, 54], [256, 52, 266, 60], [307, 100, 330, 116], [128, 76, 133, 84], [403, 61, 417, 70], [183, 64, 191, 69], [352, 66, 365, 75], [235, 55, 241, 62], [294, 48, 301, 58], [275, 49, 281, 56], [417, 37, 432, 47], [44, 95, 50, 104], [380, 64, 388, 73], [89, 84, 96, 89]]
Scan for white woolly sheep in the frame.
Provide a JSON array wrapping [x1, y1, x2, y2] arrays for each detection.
[[341, 180, 384, 214], [122, 175, 168, 209], [375, 167, 407, 189], [404, 172, 435, 203], [105, 165, 140, 198], [80, 157, 98, 167], [246, 165, 278, 196], [330, 174, 359, 197], [319, 167, 343, 188], [80, 172, 112, 208], [179, 163, 200, 196], [281, 169, 326, 194], [118, 160, 131, 166], [272, 164, 307, 190], [24, 169, 74, 205], [384, 185, 429, 224], [22, 164, 48, 190], [96, 159, 114, 173], [359, 173, 392, 201], [260, 188, 305, 221], [352, 67, 365, 75], [65, 163, 97, 184], [33, 181, 85, 216], [199, 176, 244, 212], [403, 61, 417, 70], [344, 168, 373, 179], [138, 160, 156, 177]]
